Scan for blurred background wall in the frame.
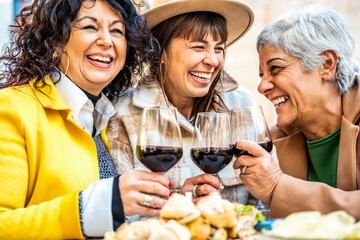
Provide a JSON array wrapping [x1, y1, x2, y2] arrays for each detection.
[[1, 0, 359, 125]]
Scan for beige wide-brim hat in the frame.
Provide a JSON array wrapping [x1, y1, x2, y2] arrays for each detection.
[[143, 0, 254, 47]]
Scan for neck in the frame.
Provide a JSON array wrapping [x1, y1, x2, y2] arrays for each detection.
[[162, 78, 195, 120], [301, 96, 342, 141], [168, 94, 195, 120]]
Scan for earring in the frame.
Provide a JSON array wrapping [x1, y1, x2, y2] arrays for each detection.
[[54, 52, 70, 85], [63, 52, 70, 76]]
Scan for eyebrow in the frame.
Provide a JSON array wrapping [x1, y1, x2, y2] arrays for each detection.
[[190, 39, 225, 45], [267, 57, 285, 65], [76, 16, 124, 25]]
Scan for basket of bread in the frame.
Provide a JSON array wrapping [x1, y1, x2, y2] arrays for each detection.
[[104, 192, 264, 240]]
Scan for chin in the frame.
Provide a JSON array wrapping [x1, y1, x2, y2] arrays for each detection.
[[193, 89, 210, 98]]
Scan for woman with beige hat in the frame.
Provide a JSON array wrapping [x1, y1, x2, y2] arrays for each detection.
[[107, 0, 255, 217]]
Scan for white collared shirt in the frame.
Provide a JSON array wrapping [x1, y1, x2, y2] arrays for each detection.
[[53, 70, 117, 236], [54, 71, 116, 136]]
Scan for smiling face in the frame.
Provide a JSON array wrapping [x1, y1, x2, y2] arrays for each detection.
[[162, 34, 225, 105], [257, 44, 326, 129], [58, 0, 127, 95]]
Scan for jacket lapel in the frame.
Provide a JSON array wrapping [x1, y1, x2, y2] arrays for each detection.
[[337, 116, 358, 190], [273, 130, 308, 180], [29, 76, 70, 111], [337, 77, 360, 190]]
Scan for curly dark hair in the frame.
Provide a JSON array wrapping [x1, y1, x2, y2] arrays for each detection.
[[0, 0, 160, 101]]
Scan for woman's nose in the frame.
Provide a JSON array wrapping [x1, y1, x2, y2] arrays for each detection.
[[203, 50, 219, 68], [97, 31, 113, 48], [258, 77, 275, 96]]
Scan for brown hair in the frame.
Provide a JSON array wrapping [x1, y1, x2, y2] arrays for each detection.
[[151, 11, 229, 119]]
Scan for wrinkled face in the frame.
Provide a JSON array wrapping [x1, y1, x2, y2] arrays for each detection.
[[162, 34, 225, 102], [258, 44, 323, 128], [59, 0, 127, 95]]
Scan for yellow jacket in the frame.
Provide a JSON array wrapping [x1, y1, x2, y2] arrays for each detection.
[[0, 76, 108, 239]]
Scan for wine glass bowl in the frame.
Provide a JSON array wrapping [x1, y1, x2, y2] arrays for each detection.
[[230, 105, 272, 218], [230, 105, 273, 157], [190, 112, 232, 174], [136, 107, 183, 172]]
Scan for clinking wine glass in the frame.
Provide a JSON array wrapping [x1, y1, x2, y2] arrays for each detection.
[[190, 112, 233, 175], [230, 105, 273, 219], [136, 107, 183, 173]]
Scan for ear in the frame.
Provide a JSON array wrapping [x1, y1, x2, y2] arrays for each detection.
[[321, 50, 338, 82]]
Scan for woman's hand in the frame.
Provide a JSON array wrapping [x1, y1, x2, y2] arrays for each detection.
[[119, 170, 171, 217], [181, 173, 224, 203], [233, 140, 282, 205]]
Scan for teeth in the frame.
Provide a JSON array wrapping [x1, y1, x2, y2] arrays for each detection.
[[271, 96, 289, 107], [190, 71, 212, 82], [88, 55, 111, 63]]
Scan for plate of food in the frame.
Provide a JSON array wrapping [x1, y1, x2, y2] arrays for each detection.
[[104, 192, 264, 240], [255, 211, 360, 240]]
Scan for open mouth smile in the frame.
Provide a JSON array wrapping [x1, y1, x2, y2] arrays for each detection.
[[190, 71, 212, 82], [87, 54, 113, 64], [271, 96, 289, 108]]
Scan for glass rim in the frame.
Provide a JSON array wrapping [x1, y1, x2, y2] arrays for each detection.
[[196, 112, 229, 116]]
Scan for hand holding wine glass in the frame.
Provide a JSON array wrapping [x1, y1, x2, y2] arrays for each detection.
[[230, 105, 274, 218], [230, 105, 273, 158]]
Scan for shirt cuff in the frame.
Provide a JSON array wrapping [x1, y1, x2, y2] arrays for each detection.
[[81, 178, 114, 237], [112, 175, 125, 230]]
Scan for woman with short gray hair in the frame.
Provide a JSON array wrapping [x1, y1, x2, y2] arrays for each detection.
[[233, 5, 360, 220]]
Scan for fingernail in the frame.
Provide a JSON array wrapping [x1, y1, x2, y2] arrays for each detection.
[[220, 183, 224, 190], [169, 181, 173, 188], [169, 191, 173, 197]]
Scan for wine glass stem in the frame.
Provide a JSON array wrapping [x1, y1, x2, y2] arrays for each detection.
[[214, 173, 223, 192]]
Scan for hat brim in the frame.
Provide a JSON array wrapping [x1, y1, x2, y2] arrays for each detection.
[[143, 0, 254, 47]]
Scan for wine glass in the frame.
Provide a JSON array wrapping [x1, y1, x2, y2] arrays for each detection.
[[136, 107, 183, 173], [230, 105, 272, 219], [190, 112, 233, 175]]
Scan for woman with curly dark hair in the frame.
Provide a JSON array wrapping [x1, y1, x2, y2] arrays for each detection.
[[0, 0, 170, 239]]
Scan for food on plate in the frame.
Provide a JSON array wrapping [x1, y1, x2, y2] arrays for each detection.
[[104, 192, 263, 240], [262, 210, 360, 239], [187, 216, 211, 240], [196, 191, 237, 228], [111, 218, 190, 240], [211, 228, 227, 240], [161, 192, 201, 224]]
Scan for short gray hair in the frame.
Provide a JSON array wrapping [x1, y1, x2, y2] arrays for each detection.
[[257, 5, 360, 95]]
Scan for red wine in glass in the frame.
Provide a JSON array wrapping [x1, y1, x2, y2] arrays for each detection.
[[137, 107, 183, 173], [136, 145, 183, 172], [190, 147, 233, 174], [232, 141, 273, 157], [190, 112, 232, 175]]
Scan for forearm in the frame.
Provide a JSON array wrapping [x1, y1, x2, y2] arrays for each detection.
[[271, 174, 360, 220]]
